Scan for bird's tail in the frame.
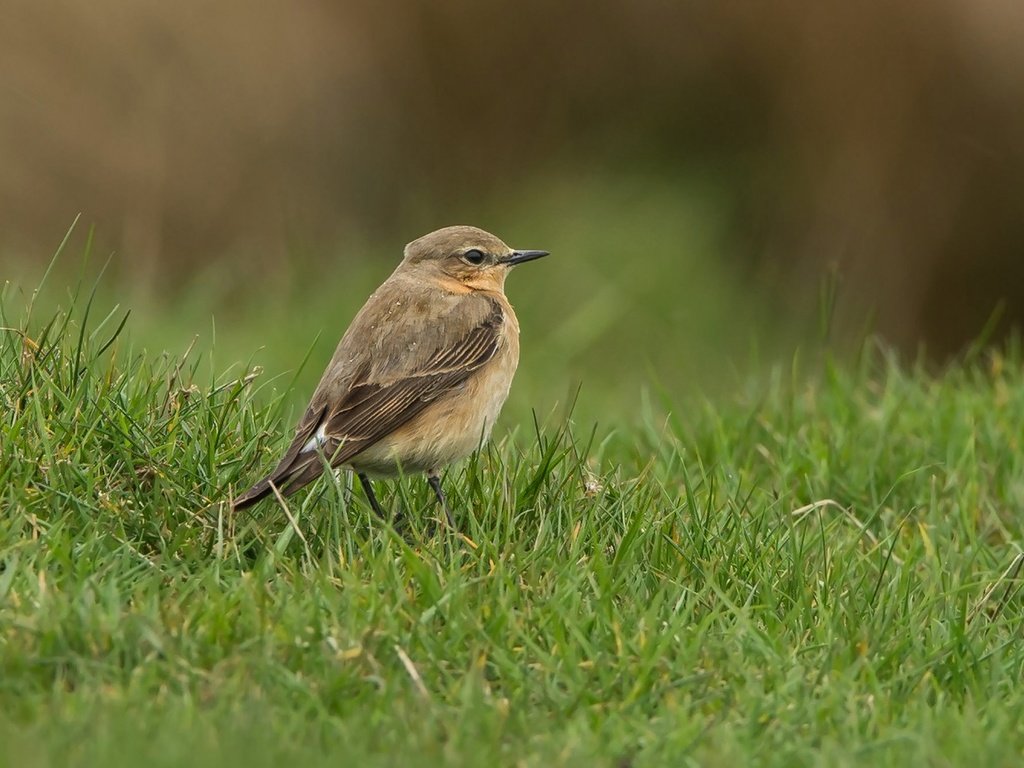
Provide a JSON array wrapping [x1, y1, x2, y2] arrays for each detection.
[[232, 452, 329, 510]]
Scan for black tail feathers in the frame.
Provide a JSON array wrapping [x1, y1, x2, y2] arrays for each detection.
[[232, 454, 326, 509]]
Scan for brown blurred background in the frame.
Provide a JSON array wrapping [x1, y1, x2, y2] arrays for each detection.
[[3, 0, 1024, 359]]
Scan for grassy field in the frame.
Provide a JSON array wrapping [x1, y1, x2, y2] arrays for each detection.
[[2, 239, 1024, 767]]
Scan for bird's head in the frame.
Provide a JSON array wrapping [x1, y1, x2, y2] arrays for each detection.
[[400, 225, 549, 293]]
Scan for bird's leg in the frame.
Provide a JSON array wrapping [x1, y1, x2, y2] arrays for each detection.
[[426, 472, 455, 530], [358, 472, 392, 523]]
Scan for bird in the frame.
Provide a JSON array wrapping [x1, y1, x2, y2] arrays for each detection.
[[232, 225, 549, 527]]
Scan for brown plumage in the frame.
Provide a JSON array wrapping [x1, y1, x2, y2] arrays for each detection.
[[232, 225, 549, 523]]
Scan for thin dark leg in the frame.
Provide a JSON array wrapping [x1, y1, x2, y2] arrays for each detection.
[[358, 472, 389, 522], [427, 472, 455, 529]]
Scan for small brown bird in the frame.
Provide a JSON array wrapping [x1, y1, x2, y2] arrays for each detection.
[[232, 225, 549, 524]]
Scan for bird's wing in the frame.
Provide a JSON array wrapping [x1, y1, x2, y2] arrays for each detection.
[[232, 295, 504, 508]]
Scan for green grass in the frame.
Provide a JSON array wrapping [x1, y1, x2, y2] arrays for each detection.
[[2, 262, 1024, 767]]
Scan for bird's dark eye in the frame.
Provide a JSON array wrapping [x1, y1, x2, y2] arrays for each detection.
[[463, 249, 486, 265]]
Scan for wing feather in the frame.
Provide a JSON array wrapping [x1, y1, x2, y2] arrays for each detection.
[[324, 300, 504, 460]]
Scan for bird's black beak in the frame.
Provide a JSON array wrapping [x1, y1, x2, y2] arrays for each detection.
[[500, 249, 550, 266]]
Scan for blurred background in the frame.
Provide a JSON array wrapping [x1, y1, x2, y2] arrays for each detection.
[[3, 0, 1023, 423]]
